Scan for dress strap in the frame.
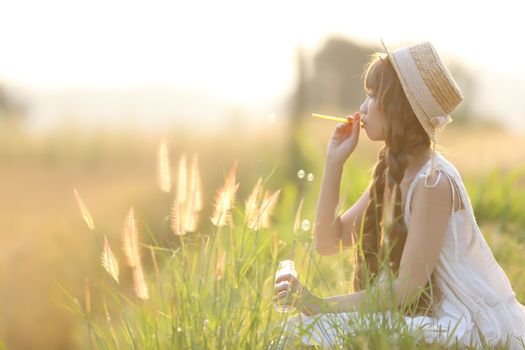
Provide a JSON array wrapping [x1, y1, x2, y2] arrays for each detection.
[[404, 156, 434, 227]]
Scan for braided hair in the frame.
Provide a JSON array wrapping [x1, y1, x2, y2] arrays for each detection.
[[353, 53, 438, 314]]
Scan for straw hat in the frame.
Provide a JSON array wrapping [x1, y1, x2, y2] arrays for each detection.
[[379, 38, 464, 184], [379, 39, 464, 139]]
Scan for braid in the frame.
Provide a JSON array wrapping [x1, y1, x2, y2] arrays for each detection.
[[353, 146, 387, 290], [381, 81, 412, 272]]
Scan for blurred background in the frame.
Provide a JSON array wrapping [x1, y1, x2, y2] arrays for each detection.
[[1, 0, 525, 349]]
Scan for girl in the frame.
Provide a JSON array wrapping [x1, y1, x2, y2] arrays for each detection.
[[272, 40, 525, 349]]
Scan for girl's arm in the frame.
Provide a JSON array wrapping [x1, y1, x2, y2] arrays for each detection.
[[314, 171, 453, 313], [314, 170, 371, 256], [313, 158, 345, 255], [314, 112, 362, 255]]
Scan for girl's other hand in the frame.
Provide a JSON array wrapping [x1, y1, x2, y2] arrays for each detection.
[[273, 273, 326, 316], [326, 111, 361, 165]]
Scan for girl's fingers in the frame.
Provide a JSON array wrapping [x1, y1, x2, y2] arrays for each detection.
[[349, 114, 360, 135], [344, 122, 354, 136], [274, 281, 290, 294], [273, 291, 299, 305], [274, 278, 302, 294], [336, 123, 346, 132], [275, 273, 294, 284], [335, 113, 360, 136], [346, 112, 361, 129], [273, 290, 289, 302], [274, 280, 300, 295]]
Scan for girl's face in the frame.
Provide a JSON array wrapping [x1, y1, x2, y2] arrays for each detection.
[[359, 93, 386, 141]]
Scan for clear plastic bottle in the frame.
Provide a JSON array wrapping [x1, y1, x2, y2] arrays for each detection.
[[274, 260, 297, 313]]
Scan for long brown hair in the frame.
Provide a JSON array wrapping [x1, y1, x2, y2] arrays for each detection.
[[353, 52, 437, 314]]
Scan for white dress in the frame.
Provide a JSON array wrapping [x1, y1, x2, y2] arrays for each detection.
[[272, 151, 525, 349]]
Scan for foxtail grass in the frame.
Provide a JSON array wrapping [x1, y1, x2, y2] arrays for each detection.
[[74, 188, 96, 231], [102, 235, 120, 283], [157, 141, 171, 193]]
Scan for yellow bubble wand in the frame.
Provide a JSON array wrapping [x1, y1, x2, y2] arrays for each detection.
[[311, 113, 363, 125]]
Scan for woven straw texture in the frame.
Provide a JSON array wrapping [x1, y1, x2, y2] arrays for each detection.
[[380, 39, 464, 141]]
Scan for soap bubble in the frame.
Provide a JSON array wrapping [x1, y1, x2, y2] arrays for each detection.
[[297, 169, 305, 179], [301, 219, 311, 231], [307, 173, 314, 182], [268, 113, 276, 123]]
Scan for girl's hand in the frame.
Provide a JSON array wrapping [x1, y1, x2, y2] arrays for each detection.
[[273, 273, 326, 316], [326, 111, 361, 165]]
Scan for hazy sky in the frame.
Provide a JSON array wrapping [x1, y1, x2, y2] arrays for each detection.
[[1, 0, 524, 129]]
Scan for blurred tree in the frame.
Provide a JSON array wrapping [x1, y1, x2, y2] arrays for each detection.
[[446, 60, 476, 124], [307, 36, 374, 115], [0, 84, 26, 125]]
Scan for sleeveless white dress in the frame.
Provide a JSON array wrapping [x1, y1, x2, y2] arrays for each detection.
[[272, 152, 525, 349]]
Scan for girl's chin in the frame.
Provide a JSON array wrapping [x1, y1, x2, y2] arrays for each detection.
[[366, 132, 383, 142], [364, 129, 374, 140]]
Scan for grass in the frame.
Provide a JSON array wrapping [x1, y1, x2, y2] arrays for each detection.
[[60, 134, 525, 350]]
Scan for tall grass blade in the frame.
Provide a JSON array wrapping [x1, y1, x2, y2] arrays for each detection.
[[74, 188, 96, 231], [101, 234, 120, 283]]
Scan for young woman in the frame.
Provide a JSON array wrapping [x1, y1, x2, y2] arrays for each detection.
[[272, 40, 525, 349]]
